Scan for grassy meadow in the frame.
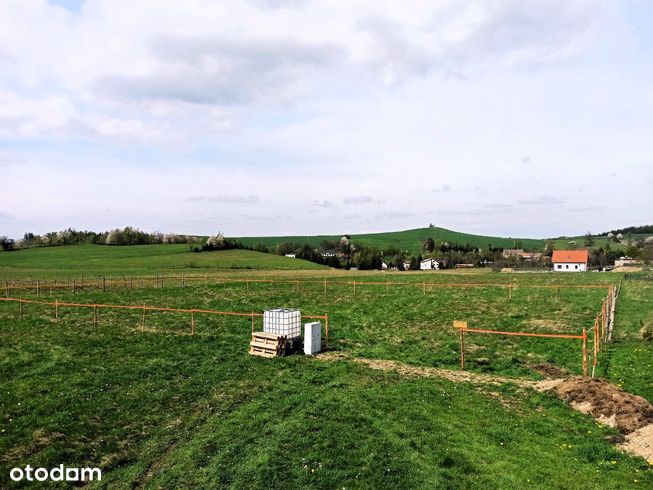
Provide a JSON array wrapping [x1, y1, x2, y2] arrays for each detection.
[[0, 245, 652, 488], [0, 244, 326, 278]]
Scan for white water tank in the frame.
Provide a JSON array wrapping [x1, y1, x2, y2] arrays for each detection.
[[263, 308, 301, 338], [304, 322, 321, 355]]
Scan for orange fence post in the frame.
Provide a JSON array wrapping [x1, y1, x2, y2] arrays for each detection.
[[325, 313, 329, 350], [582, 328, 588, 377], [191, 309, 195, 335], [251, 313, 254, 333]]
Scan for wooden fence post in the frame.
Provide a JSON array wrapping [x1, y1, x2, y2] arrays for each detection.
[[508, 285, 512, 300], [422, 281, 426, 296], [353, 281, 356, 296], [324, 278, 327, 294], [251, 313, 254, 333], [94, 305, 98, 328], [55, 300, 59, 323], [325, 313, 329, 350], [72, 277, 76, 294], [19, 299, 23, 320], [5, 280, 8, 298], [557, 285, 561, 301], [141, 304, 145, 333], [36, 280, 40, 298], [460, 328, 465, 370], [191, 309, 195, 335], [582, 328, 588, 377]]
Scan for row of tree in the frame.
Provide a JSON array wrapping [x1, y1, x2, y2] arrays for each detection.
[[5, 227, 198, 249]]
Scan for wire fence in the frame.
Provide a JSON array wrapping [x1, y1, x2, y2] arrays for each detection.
[[454, 283, 618, 377], [0, 297, 330, 347], [2, 274, 617, 301]]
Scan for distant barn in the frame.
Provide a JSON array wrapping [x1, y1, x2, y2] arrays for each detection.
[[420, 258, 439, 270]]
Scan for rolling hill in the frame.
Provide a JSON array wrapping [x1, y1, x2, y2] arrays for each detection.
[[237, 227, 545, 255]]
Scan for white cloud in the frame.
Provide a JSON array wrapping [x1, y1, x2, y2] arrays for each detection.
[[0, 0, 651, 239]]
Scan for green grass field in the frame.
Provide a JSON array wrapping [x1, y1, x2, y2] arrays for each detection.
[[0, 245, 326, 278], [1, 246, 652, 488]]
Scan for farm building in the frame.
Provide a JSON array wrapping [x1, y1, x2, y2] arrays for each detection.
[[614, 256, 638, 267], [552, 250, 589, 272], [503, 249, 543, 261], [420, 258, 439, 270], [502, 249, 524, 258], [403, 261, 411, 270]]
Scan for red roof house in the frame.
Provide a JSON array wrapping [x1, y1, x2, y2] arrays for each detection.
[[551, 250, 589, 272]]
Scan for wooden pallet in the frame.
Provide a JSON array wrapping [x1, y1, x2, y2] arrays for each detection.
[[249, 331, 287, 358]]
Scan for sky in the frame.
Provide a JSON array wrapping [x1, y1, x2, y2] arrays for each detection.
[[1, 0, 652, 240]]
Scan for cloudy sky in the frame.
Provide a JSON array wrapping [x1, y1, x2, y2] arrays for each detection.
[[1, 0, 652, 239]]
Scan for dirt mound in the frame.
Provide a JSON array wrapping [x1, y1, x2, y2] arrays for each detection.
[[540, 377, 653, 433]]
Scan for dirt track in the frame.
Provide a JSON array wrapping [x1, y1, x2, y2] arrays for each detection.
[[316, 352, 653, 463]]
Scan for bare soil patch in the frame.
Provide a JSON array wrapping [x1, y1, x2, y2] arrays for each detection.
[[528, 363, 568, 378], [620, 424, 653, 463], [315, 351, 533, 387]]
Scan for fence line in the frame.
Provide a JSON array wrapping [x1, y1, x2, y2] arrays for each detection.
[[3, 275, 617, 301], [455, 282, 617, 377], [0, 297, 329, 348], [455, 321, 589, 376]]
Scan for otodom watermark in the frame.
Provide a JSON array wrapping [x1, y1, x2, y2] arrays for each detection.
[[9, 464, 101, 483]]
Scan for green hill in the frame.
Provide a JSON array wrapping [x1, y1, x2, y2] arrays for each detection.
[[0, 244, 326, 278], [238, 227, 544, 255]]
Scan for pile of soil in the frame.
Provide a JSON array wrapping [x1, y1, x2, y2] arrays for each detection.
[[540, 377, 653, 433]]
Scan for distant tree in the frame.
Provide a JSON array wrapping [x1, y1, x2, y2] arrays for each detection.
[[584, 231, 594, 247], [544, 240, 555, 257], [568, 240, 577, 249], [205, 233, 225, 249], [1, 236, 15, 251], [423, 237, 435, 252]]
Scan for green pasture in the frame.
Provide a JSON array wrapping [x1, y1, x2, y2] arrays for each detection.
[[1, 248, 652, 488]]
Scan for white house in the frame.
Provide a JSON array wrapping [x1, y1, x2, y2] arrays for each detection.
[[403, 261, 412, 270], [552, 250, 589, 272], [285, 253, 296, 258], [420, 258, 439, 270], [381, 261, 388, 270]]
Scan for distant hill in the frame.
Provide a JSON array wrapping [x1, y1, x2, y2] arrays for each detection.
[[237, 227, 544, 256]]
